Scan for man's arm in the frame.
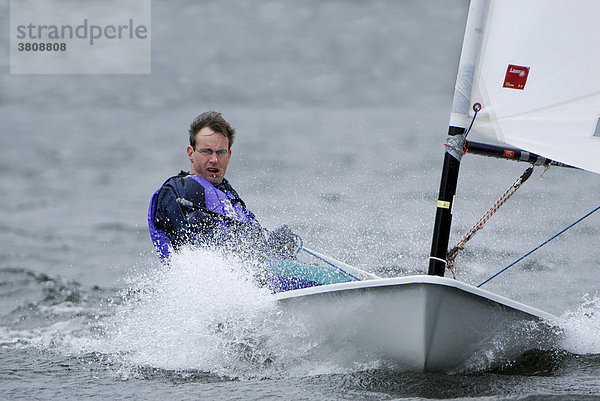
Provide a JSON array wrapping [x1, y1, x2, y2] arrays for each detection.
[[155, 178, 298, 260], [154, 183, 216, 248]]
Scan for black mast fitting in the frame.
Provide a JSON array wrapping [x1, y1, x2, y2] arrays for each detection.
[[466, 140, 575, 168]]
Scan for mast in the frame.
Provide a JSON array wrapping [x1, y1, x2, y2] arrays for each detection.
[[428, 127, 464, 276], [428, 0, 487, 276]]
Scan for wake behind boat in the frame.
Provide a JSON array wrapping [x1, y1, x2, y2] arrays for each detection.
[[268, 0, 600, 372]]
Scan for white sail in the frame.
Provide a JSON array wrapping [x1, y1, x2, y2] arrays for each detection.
[[450, 0, 600, 174]]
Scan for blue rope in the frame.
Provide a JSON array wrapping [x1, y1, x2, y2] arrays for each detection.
[[478, 204, 600, 287], [464, 104, 480, 139]]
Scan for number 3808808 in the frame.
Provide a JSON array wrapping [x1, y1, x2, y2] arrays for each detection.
[[18, 43, 67, 51]]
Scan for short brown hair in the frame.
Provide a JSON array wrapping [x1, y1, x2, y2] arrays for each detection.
[[188, 111, 236, 149]]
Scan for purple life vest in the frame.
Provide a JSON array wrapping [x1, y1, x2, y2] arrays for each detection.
[[148, 187, 172, 264], [148, 175, 255, 263], [189, 176, 255, 224]]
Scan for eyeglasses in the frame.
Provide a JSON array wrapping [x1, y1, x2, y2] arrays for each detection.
[[195, 148, 229, 158]]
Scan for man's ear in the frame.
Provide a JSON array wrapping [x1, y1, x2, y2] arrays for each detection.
[[187, 145, 194, 160]]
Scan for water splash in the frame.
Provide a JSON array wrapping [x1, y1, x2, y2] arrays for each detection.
[[94, 249, 288, 377], [0, 252, 388, 379], [93, 248, 401, 379], [558, 293, 600, 355]]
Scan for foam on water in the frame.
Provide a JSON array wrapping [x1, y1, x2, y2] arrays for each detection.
[[96, 249, 280, 376], [61, 248, 377, 379], [557, 294, 600, 355]]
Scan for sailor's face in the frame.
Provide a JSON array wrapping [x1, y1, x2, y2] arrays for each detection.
[[187, 127, 231, 185]]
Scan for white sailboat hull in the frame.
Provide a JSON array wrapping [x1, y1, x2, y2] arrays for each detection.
[[275, 275, 558, 372]]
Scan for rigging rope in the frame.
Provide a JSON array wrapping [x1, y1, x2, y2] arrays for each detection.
[[446, 166, 534, 278], [478, 203, 600, 287]]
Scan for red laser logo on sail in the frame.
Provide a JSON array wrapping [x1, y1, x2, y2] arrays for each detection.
[[503, 64, 530, 90]]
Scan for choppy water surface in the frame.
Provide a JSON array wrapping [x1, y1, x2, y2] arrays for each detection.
[[2, 0, 600, 399]]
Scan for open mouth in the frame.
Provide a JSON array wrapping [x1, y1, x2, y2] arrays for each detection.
[[207, 168, 219, 174]]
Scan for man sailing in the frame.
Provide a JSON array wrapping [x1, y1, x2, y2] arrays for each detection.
[[148, 111, 296, 264]]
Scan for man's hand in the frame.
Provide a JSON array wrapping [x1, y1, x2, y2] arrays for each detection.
[[267, 225, 298, 259]]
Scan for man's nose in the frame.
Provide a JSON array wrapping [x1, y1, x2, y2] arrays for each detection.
[[208, 152, 219, 162]]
